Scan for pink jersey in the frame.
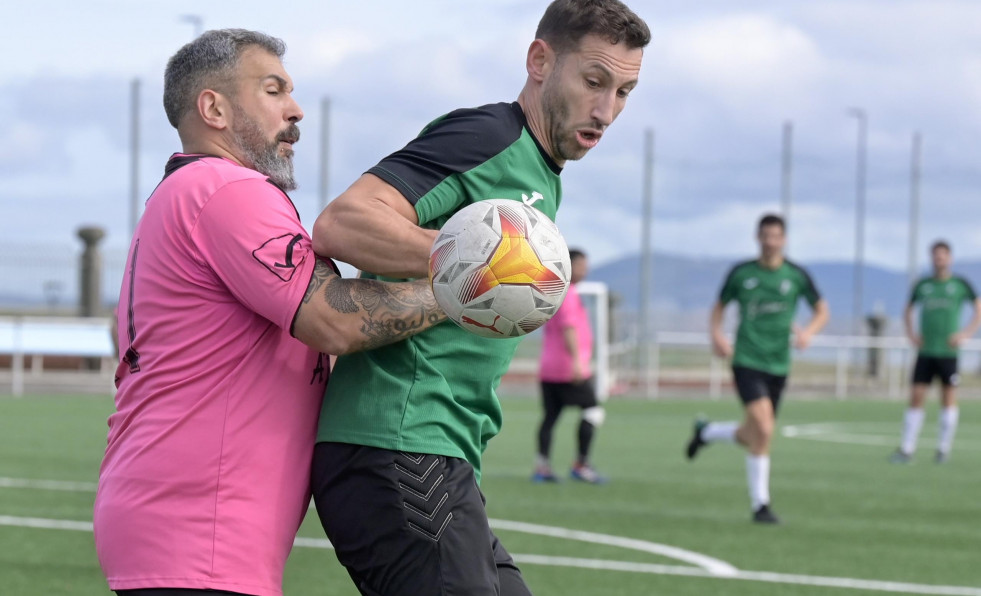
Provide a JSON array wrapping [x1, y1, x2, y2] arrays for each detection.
[[94, 154, 329, 595], [539, 283, 593, 382]]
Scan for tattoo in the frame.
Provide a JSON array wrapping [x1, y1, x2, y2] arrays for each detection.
[[302, 258, 336, 305], [325, 276, 359, 314], [306, 258, 445, 351]]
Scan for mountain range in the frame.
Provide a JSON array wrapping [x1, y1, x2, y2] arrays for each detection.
[[589, 252, 981, 335]]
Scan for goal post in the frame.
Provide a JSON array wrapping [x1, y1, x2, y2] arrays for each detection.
[[576, 281, 610, 402]]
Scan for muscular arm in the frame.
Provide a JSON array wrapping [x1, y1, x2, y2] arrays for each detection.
[[951, 297, 981, 347], [904, 302, 920, 346], [795, 299, 830, 349], [313, 174, 439, 278], [562, 325, 583, 382], [709, 301, 732, 358], [962, 298, 981, 337], [293, 258, 446, 355]]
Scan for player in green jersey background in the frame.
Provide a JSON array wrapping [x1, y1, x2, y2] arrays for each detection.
[[687, 214, 829, 524], [891, 240, 981, 464]]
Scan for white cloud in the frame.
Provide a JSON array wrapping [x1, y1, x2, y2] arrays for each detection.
[[658, 14, 826, 116]]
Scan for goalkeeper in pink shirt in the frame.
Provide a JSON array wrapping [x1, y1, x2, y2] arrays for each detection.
[[533, 248, 607, 485]]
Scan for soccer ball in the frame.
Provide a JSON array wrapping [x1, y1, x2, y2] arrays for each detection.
[[429, 199, 571, 338]]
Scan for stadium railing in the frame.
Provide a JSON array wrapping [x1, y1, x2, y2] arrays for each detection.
[[620, 332, 981, 400], [0, 316, 115, 397]]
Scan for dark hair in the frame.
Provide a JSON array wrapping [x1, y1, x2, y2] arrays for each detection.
[[536, 0, 651, 56], [570, 248, 587, 261], [163, 29, 286, 129], [758, 213, 786, 233], [931, 240, 951, 253]]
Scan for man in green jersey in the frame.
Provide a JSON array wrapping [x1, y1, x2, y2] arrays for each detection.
[[307, 2, 650, 595], [891, 240, 981, 464], [687, 214, 829, 524]]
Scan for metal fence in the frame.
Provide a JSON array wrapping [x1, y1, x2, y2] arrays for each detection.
[[611, 332, 981, 401]]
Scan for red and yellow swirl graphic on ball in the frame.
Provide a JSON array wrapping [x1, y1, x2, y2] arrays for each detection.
[[458, 203, 565, 304]]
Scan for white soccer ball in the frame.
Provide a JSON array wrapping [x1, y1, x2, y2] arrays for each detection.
[[429, 199, 571, 338]]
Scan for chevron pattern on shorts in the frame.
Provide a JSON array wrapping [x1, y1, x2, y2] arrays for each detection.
[[396, 451, 453, 542]]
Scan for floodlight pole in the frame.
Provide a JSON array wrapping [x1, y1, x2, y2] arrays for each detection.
[[849, 108, 867, 336], [781, 121, 793, 236], [908, 132, 922, 289], [180, 15, 203, 38], [319, 97, 331, 210], [129, 78, 141, 238], [639, 128, 655, 398]]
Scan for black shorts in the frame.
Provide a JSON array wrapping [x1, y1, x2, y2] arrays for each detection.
[[732, 366, 787, 412], [541, 378, 599, 409], [912, 355, 959, 386], [311, 442, 532, 596]]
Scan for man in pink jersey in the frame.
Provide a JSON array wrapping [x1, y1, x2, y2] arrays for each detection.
[[93, 29, 445, 596], [533, 248, 607, 484]]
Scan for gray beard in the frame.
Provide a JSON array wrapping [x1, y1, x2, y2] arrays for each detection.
[[231, 110, 297, 191]]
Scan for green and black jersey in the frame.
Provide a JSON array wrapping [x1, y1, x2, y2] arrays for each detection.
[[719, 259, 822, 376], [317, 102, 563, 482], [909, 275, 977, 358]]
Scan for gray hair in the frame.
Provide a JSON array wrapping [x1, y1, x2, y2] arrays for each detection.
[[163, 28, 286, 129]]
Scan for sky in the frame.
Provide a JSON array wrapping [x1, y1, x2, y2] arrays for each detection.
[[4, 0, 981, 275]]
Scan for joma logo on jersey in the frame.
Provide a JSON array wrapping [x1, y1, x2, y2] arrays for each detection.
[[744, 278, 759, 290], [522, 191, 545, 207]]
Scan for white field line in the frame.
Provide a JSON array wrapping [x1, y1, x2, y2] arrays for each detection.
[[488, 518, 737, 576], [781, 424, 981, 450], [2, 514, 981, 595], [0, 515, 981, 596], [512, 555, 981, 596], [0, 477, 98, 491]]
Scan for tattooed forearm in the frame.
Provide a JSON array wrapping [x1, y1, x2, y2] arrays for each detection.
[[324, 275, 359, 314], [320, 269, 446, 351], [303, 258, 337, 305]]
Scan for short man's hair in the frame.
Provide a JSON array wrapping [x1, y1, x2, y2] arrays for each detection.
[[570, 248, 587, 261], [536, 0, 651, 57], [163, 28, 286, 129], [758, 213, 786, 233], [931, 240, 951, 253]]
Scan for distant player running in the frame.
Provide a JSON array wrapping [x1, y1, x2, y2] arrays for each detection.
[[687, 214, 829, 524], [891, 240, 981, 464]]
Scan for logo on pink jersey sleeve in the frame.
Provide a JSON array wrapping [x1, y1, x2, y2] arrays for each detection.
[[253, 233, 305, 282]]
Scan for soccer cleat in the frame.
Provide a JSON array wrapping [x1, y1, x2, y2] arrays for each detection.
[[570, 463, 608, 485], [686, 418, 709, 460], [531, 467, 560, 483], [935, 450, 949, 464], [752, 504, 781, 524], [889, 449, 913, 464]]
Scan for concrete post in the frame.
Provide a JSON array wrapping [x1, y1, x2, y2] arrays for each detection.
[[77, 226, 106, 317], [77, 226, 106, 370]]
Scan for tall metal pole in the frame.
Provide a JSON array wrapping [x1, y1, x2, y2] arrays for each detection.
[[180, 15, 203, 38], [780, 121, 793, 225], [639, 128, 655, 398], [849, 108, 868, 336], [129, 78, 141, 238], [319, 97, 331, 210], [908, 132, 922, 288]]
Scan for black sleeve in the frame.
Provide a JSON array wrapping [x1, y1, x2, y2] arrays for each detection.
[[366, 103, 523, 205]]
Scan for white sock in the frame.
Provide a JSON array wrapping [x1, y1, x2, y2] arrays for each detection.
[[746, 454, 771, 510], [900, 408, 925, 455], [535, 454, 549, 469], [937, 406, 960, 455], [702, 421, 738, 443]]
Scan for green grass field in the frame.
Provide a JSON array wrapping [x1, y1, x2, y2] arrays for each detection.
[[1, 393, 979, 595]]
